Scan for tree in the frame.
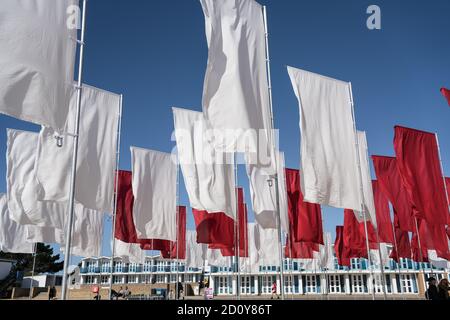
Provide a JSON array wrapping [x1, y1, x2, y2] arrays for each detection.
[[0, 243, 64, 275]]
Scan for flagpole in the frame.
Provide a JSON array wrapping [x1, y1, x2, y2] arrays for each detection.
[[262, 5, 285, 300], [435, 133, 450, 209], [29, 243, 37, 300], [61, 0, 87, 300], [175, 163, 180, 300], [287, 233, 294, 300], [375, 232, 388, 299], [234, 154, 241, 300], [413, 217, 428, 296], [108, 94, 123, 299], [390, 214, 404, 296], [348, 82, 376, 300]]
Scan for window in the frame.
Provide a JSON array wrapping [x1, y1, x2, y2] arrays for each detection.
[[328, 275, 342, 294], [261, 276, 276, 294], [351, 275, 365, 294], [85, 276, 94, 284], [169, 274, 177, 283], [240, 276, 252, 295], [351, 258, 361, 270], [400, 275, 416, 293], [185, 274, 194, 282], [400, 258, 409, 270], [101, 276, 109, 284], [113, 276, 122, 284], [101, 263, 110, 273], [217, 276, 231, 295], [284, 276, 293, 294], [143, 261, 153, 272], [114, 262, 123, 273], [304, 276, 317, 293], [373, 274, 384, 294], [156, 275, 165, 283], [129, 276, 139, 284]]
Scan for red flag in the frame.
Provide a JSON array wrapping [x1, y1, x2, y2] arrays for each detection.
[[344, 209, 377, 258], [393, 126, 449, 225], [441, 87, 450, 106], [284, 234, 318, 259], [411, 219, 429, 263], [115, 170, 138, 243], [160, 206, 186, 259], [372, 156, 414, 232], [193, 210, 234, 247], [445, 177, 450, 202], [285, 168, 324, 245], [335, 226, 350, 267], [372, 180, 394, 244], [389, 214, 412, 262], [219, 200, 249, 258]]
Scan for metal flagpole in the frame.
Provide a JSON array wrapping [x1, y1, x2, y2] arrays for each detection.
[[109, 94, 123, 299], [287, 233, 294, 300], [348, 82, 376, 300], [390, 212, 404, 296], [175, 163, 180, 300], [435, 133, 450, 272], [234, 153, 241, 300], [413, 217, 428, 295], [375, 232, 388, 299], [61, 0, 87, 300], [262, 5, 285, 300], [29, 243, 38, 300]]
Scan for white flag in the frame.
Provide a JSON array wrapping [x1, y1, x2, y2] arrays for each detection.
[[26, 226, 64, 245], [355, 131, 377, 228], [428, 250, 450, 269], [205, 248, 231, 268], [6, 128, 67, 230], [247, 151, 289, 232], [69, 204, 104, 257], [240, 223, 260, 273], [0, 194, 33, 254], [317, 232, 335, 270], [254, 224, 279, 267], [115, 239, 146, 264], [172, 107, 236, 219], [34, 85, 120, 213], [200, 0, 274, 171], [131, 147, 177, 241], [287, 66, 361, 211], [0, 0, 77, 130], [186, 230, 206, 269]]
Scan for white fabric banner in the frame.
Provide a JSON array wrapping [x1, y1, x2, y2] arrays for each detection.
[[0, 0, 77, 130], [0, 194, 33, 254], [200, 0, 274, 172], [34, 85, 120, 213], [172, 108, 236, 219], [6, 129, 39, 225], [254, 224, 279, 267], [26, 226, 64, 245], [240, 223, 260, 273], [428, 250, 450, 269], [355, 131, 377, 227], [114, 239, 146, 264], [69, 204, 104, 257], [205, 248, 231, 268], [7, 128, 67, 230], [317, 232, 335, 270], [131, 147, 177, 241], [287, 66, 361, 211], [247, 151, 289, 232], [186, 230, 206, 269]]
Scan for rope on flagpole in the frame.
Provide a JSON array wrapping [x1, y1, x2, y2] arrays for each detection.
[[29, 243, 37, 300], [262, 5, 285, 301], [61, 0, 87, 300], [348, 82, 376, 300], [109, 94, 123, 299]]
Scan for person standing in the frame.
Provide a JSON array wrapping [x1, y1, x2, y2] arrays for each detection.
[[437, 278, 449, 300], [425, 277, 439, 300], [271, 280, 279, 299]]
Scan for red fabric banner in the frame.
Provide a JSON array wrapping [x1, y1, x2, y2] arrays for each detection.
[[335, 226, 350, 267], [441, 87, 450, 106], [284, 234, 318, 259], [220, 201, 249, 258], [193, 210, 234, 247], [371, 156, 414, 232], [393, 126, 449, 225], [159, 206, 186, 259], [285, 168, 324, 245], [114, 170, 185, 256], [372, 180, 394, 244], [389, 214, 412, 263]]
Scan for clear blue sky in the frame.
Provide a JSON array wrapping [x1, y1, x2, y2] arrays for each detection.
[[0, 0, 449, 264]]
